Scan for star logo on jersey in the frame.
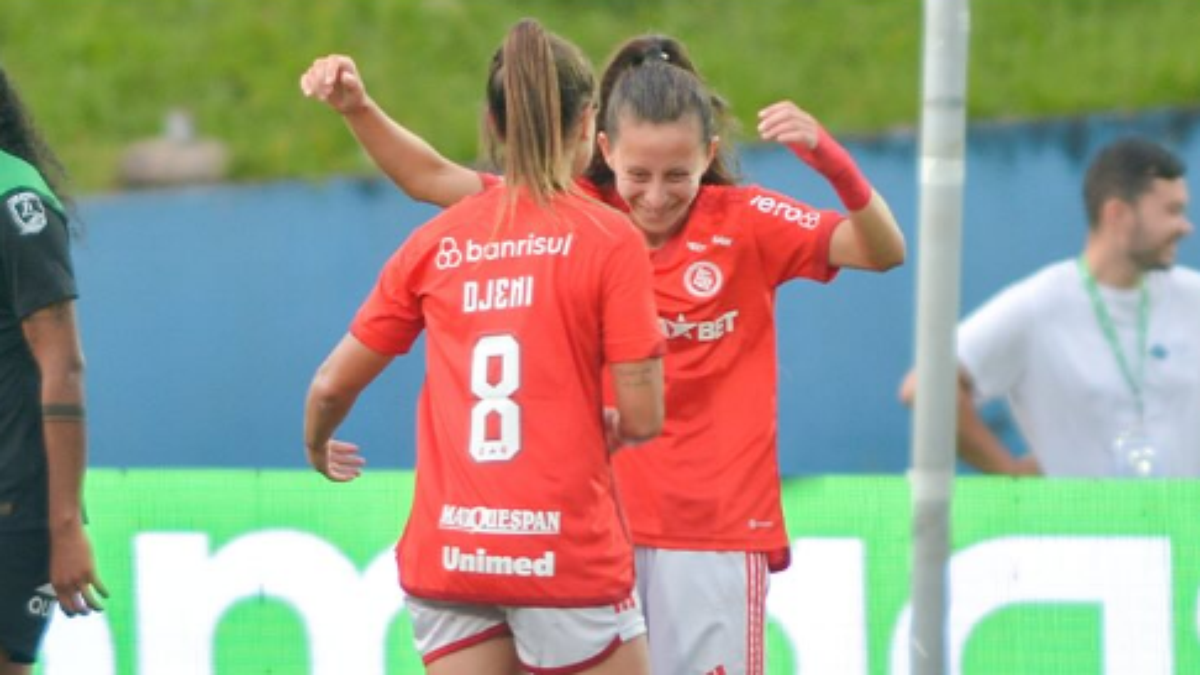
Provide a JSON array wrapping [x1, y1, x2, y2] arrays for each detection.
[[660, 314, 698, 339], [683, 261, 723, 298], [7, 191, 48, 235], [660, 310, 739, 342], [435, 237, 463, 269]]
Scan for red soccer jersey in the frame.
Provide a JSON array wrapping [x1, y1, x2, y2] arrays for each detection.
[[351, 184, 663, 606], [587, 179, 842, 571]]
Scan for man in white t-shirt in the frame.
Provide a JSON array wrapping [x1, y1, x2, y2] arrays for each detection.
[[902, 137, 1198, 477]]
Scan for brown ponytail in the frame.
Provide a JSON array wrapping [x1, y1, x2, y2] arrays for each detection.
[[485, 19, 595, 206]]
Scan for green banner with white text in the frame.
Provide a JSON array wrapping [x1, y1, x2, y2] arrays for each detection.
[[33, 471, 1198, 674]]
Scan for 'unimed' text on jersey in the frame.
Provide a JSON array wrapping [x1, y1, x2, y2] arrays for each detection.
[[352, 185, 663, 606]]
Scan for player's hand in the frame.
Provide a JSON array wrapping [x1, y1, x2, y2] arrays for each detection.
[[50, 524, 108, 617], [300, 55, 370, 116], [757, 100, 821, 150], [761, 100, 872, 211], [602, 407, 623, 454], [1009, 454, 1043, 476], [313, 438, 366, 482]]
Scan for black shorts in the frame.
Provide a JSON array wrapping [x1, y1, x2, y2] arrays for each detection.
[[0, 529, 54, 665]]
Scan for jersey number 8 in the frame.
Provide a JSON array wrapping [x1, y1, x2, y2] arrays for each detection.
[[469, 334, 521, 462]]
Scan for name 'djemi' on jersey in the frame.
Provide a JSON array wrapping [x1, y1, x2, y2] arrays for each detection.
[[463, 275, 533, 313]]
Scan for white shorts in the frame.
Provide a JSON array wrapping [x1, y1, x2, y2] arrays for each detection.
[[635, 547, 770, 675], [406, 592, 646, 673]]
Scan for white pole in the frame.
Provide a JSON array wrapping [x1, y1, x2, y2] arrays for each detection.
[[910, 0, 970, 673]]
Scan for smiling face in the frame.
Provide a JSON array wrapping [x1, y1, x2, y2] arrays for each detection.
[[598, 112, 716, 248], [1123, 177, 1192, 271]]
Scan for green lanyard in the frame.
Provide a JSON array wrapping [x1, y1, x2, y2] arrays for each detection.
[[1076, 255, 1150, 419]]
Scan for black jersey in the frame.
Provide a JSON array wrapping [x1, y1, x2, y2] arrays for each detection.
[[0, 150, 76, 532]]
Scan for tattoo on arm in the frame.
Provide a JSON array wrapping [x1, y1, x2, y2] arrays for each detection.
[[613, 362, 657, 387], [43, 403, 86, 423]]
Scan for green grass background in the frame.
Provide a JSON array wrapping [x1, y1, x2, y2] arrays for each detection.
[[2, 0, 1197, 193]]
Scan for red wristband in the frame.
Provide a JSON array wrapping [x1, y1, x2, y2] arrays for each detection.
[[788, 126, 873, 211]]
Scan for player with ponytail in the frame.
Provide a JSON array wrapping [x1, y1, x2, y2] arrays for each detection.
[[304, 29, 904, 675], [303, 21, 661, 674]]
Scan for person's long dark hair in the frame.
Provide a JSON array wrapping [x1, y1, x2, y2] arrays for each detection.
[[585, 34, 739, 189], [0, 66, 73, 209]]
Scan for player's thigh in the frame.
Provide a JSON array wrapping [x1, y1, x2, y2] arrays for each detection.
[[571, 634, 649, 675], [424, 635, 520, 675], [0, 531, 52, 672], [636, 548, 770, 675], [406, 596, 519, 675], [507, 589, 647, 674]]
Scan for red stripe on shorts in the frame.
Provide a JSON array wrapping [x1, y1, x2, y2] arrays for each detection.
[[422, 623, 512, 666], [746, 551, 768, 675], [522, 636, 622, 675]]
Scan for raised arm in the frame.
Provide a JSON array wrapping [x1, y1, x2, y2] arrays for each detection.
[[758, 101, 906, 271], [22, 300, 107, 616], [898, 367, 1041, 476], [300, 54, 483, 207]]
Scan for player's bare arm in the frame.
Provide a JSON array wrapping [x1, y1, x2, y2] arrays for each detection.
[[759, 101, 905, 271], [300, 54, 482, 207], [304, 333, 391, 481], [610, 358, 664, 443], [22, 300, 108, 616]]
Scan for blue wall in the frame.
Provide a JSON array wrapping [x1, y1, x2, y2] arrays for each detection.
[[73, 110, 1200, 473]]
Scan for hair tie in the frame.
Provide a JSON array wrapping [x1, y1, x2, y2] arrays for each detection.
[[636, 48, 669, 66]]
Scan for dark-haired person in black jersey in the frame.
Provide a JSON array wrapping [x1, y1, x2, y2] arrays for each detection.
[[0, 66, 106, 674]]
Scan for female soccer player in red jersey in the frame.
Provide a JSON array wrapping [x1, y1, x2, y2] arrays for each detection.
[[302, 33, 904, 675], [303, 21, 664, 675]]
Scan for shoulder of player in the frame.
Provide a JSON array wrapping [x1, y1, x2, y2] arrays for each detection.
[[0, 151, 64, 215], [698, 184, 829, 230], [0, 189, 67, 241], [414, 188, 502, 236], [557, 191, 639, 240]]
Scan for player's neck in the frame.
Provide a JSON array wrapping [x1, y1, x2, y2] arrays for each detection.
[[1082, 241, 1143, 289]]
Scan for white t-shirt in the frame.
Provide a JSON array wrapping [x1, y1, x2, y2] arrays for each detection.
[[958, 259, 1200, 477]]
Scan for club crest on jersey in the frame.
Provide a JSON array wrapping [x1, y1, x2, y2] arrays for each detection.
[[7, 191, 48, 235], [683, 261, 723, 298]]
